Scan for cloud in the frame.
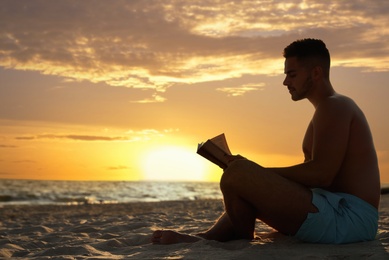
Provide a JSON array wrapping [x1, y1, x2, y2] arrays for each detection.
[[131, 93, 167, 104], [14, 136, 35, 140], [13, 160, 35, 164], [217, 83, 265, 97], [42, 134, 131, 141], [0, 0, 388, 100], [14, 128, 177, 142], [0, 144, 17, 148], [106, 165, 130, 171], [14, 134, 138, 142]]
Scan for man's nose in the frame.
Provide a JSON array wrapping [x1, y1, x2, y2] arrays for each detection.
[[283, 77, 288, 86]]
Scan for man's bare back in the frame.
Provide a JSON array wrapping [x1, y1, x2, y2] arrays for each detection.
[[302, 94, 380, 208]]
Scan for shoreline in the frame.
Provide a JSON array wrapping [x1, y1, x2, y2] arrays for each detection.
[[1, 197, 388, 259], [1, 185, 388, 206]]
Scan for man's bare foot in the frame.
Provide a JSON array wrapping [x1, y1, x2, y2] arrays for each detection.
[[151, 230, 203, 245]]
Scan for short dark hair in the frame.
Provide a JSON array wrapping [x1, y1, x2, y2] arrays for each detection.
[[283, 38, 331, 77]]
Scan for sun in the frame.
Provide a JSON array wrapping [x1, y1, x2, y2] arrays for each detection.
[[141, 146, 207, 181]]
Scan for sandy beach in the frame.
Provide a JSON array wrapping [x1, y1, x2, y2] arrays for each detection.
[[1, 195, 389, 259]]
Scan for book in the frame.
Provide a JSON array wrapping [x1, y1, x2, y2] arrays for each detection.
[[197, 133, 232, 169]]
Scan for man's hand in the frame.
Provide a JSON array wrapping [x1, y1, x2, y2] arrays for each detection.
[[225, 154, 246, 166]]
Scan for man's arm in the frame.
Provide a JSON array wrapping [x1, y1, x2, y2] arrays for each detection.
[[267, 97, 353, 188]]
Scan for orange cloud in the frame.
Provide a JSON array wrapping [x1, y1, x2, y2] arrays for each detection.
[[13, 128, 177, 142], [217, 83, 265, 97], [0, 0, 388, 102], [0, 145, 17, 148]]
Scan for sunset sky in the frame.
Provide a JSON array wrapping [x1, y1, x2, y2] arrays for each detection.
[[1, 0, 388, 183]]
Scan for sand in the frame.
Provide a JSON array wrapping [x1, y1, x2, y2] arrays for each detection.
[[1, 195, 389, 259]]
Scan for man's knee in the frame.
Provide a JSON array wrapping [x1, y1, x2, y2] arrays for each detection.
[[220, 159, 253, 192]]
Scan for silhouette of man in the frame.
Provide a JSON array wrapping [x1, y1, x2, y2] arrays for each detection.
[[152, 38, 380, 244]]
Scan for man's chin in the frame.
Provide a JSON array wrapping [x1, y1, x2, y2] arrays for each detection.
[[291, 95, 303, 101]]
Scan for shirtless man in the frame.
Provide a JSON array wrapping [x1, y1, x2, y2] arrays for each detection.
[[152, 38, 381, 244]]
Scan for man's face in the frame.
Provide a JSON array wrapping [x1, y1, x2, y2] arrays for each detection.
[[283, 57, 313, 101]]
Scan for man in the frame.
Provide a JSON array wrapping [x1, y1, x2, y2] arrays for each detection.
[[152, 38, 380, 244]]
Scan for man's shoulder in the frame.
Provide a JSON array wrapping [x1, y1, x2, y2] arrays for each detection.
[[324, 93, 355, 106], [316, 94, 353, 112], [317, 94, 359, 115]]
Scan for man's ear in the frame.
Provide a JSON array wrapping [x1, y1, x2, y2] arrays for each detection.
[[311, 66, 323, 81]]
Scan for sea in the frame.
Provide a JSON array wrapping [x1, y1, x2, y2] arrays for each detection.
[[0, 179, 222, 206]]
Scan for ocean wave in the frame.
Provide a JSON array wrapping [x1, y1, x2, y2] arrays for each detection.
[[0, 179, 221, 206]]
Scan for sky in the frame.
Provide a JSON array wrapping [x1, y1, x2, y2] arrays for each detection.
[[0, 0, 389, 183]]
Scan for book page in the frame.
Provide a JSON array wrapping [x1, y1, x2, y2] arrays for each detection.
[[197, 133, 232, 169], [210, 133, 231, 155], [197, 142, 227, 169]]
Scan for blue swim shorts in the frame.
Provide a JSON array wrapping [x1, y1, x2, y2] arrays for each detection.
[[295, 188, 378, 244]]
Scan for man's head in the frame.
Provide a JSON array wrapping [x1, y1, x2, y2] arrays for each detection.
[[283, 39, 331, 101], [283, 38, 330, 79]]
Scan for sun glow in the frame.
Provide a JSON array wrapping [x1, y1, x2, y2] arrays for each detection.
[[141, 146, 207, 181]]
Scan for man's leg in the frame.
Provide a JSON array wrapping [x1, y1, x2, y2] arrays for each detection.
[[221, 159, 317, 238], [151, 212, 237, 244], [199, 212, 237, 241], [151, 158, 317, 244]]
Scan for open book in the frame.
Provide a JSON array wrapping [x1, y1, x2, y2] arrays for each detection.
[[197, 133, 231, 169]]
